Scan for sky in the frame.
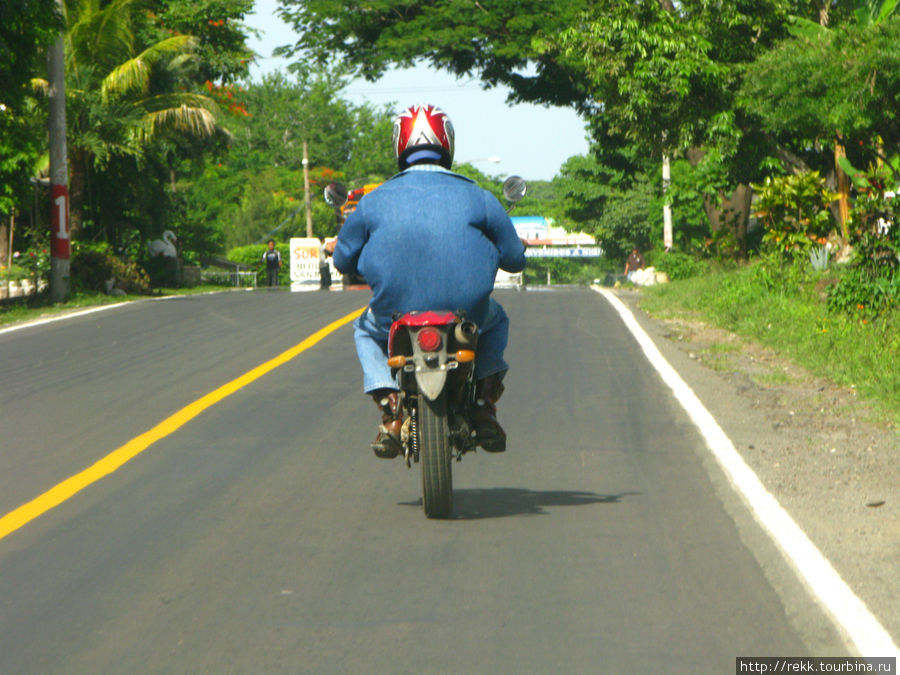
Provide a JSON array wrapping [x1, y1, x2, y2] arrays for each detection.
[[244, 0, 591, 182]]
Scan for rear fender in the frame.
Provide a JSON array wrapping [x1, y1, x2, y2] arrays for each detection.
[[389, 310, 458, 356], [410, 330, 452, 401], [390, 311, 470, 401]]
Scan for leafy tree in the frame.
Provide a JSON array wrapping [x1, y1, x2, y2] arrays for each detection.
[[59, 0, 224, 236], [275, 0, 597, 110], [173, 70, 397, 250], [224, 70, 394, 176], [0, 1, 61, 219], [740, 17, 900, 163], [739, 3, 900, 239], [275, 0, 812, 255], [0, 1, 61, 104], [541, 0, 816, 254], [141, 0, 255, 84]]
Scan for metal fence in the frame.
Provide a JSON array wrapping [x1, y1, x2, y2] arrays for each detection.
[[200, 269, 257, 288]]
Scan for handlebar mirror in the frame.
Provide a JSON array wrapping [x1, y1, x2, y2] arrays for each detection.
[[502, 175, 527, 203], [324, 182, 349, 208]]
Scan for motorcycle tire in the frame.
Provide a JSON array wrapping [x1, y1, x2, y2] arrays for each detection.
[[419, 393, 453, 519]]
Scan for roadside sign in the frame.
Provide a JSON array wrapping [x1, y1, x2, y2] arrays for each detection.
[[289, 237, 341, 291], [525, 246, 604, 258]]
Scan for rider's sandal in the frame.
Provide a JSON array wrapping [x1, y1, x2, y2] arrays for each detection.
[[371, 391, 403, 459]]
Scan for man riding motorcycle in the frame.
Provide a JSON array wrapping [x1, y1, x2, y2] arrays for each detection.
[[331, 103, 527, 458]]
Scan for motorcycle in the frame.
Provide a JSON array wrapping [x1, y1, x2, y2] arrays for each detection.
[[324, 175, 527, 518]]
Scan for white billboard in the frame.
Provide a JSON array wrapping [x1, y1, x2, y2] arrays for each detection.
[[289, 237, 341, 291]]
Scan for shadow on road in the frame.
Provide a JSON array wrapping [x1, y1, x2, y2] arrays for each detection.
[[399, 488, 639, 519]]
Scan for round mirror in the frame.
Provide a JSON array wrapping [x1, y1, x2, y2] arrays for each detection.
[[502, 175, 527, 203], [324, 182, 349, 208]]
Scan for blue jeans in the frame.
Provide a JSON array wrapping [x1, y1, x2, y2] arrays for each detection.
[[353, 299, 510, 393]]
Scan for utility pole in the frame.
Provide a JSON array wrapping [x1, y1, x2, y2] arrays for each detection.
[[48, 0, 70, 302], [303, 140, 313, 237]]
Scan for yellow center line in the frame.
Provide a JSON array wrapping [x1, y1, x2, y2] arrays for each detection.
[[0, 306, 366, 542]]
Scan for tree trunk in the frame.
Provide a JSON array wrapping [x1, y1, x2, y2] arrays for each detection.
[[815, 0, 829, 27], [686, 147, 752, 256], [0, 219, 9, 268], [816, 2, 851, 242], [701, 186, 753, 257]]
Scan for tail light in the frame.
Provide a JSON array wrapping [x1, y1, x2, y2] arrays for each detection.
[[416, 327, 442, 352]]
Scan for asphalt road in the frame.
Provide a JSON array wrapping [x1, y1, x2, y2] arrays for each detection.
[[0, 288, 848, 673]]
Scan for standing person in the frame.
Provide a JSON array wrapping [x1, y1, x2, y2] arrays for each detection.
[[331, 103, 526, 458], [262, 239, 282, 287], [318, 237, 332, 289], [624, 247, 645, 281]]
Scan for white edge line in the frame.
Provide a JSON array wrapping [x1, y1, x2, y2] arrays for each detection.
[[593, 286, 899, 658], [0, 289, 253, 337], [0, 301, 134, 335]]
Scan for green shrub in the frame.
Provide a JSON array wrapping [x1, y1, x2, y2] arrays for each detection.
[[843, 156, 900, 276], [2, 262, 31, 282], [827, 267, 899, 318], [826, 159, 900, 315], [654, 251, 709, 280], [20, 246, 51, 281], [71, 242, 152, 295], [751, 171, 839, 260]]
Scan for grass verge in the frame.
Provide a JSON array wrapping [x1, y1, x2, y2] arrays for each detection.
[[639, 263, 900, 429]]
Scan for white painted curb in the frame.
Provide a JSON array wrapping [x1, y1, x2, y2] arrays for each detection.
[[593, 286, 898, 658]]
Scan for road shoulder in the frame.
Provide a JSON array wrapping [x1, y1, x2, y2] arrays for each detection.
[[607, 286, 899, 650]]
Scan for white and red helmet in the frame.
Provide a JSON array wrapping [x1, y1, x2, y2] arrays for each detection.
[[392, 103, 455, 170]]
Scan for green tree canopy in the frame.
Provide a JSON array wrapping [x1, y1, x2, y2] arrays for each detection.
[[273, 0, 818, 255], [140, 0, 256, 84], [275, 0, 597, 110], [174, 70, 397, 250], [0, 0, 61, 216], [60, 0, 227, 235], [740, 17, 900, 162]]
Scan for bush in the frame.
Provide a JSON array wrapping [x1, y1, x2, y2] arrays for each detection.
[[825, 160, 900, 316], [654, 251, 709, 280], [71, 242, 152, 295], [751, 171, 839, 260], [827, 267, 899, 319], [844, 159, 900, 275]]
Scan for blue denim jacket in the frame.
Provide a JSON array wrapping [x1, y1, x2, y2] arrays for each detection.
[[333, 166, 526, 329]]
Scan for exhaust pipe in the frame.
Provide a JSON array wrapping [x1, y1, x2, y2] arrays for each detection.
[[454, 320, 478, 348]]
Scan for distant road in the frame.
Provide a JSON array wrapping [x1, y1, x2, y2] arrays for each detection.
[[0, 288, 847, 672]]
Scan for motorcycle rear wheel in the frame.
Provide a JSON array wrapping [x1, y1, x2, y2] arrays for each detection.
[[418, 393, 453, 518]]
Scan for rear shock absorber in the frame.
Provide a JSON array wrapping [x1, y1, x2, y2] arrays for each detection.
[[408, 404, 419, 467]]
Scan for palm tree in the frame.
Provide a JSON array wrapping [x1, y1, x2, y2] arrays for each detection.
[[58, 0, 222, 235]]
